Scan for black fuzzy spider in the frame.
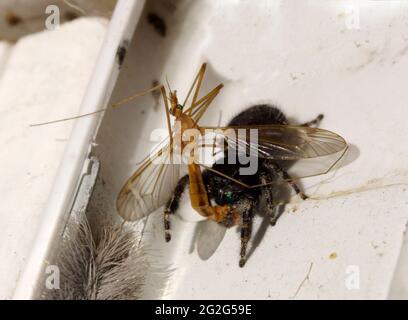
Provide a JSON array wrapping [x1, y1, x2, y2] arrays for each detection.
[[165, 104, 323, 267]]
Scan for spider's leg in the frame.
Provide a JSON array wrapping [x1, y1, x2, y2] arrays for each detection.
[[300, 114, 324, 127], [164, 175, 189, 242], [263, 160, 308, 200], [259, 168, 281, 226], [238, 197, 255, 267]]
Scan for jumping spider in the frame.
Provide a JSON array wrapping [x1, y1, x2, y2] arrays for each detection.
[[165, 104, 323, 267]]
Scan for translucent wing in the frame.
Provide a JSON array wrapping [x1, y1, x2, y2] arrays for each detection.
[[116, 144, 180, 221], [196, 220, 227, 260], [202, 124, 346, 159], [198, 125, 348, 182]]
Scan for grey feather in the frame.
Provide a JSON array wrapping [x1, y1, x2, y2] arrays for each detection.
[[43, 214, 147, 300]]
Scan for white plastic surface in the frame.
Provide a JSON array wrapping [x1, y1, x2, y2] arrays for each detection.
[[0, 0, 117, 42], [92, 0, 408, 299], [11, 0, 145, 299], [0, 17, 108, 299]]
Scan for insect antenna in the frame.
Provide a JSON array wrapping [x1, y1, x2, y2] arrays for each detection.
[[30, 83, 163, 127], [165, 76, 172, 92], [63, 0, 87, 15]]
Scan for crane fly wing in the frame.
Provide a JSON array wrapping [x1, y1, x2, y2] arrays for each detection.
[[198, 125, 347, 184], [196, 220, 227, 260], [202, 125, 347, 159], [132, 136, 170, 166], [116, 144, 180, 221]]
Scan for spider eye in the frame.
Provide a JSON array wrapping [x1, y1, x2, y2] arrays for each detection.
[[177, 104, 184, 110]]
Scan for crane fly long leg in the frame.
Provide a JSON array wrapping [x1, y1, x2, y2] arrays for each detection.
[[191, 84, 223, 114], [190, 64, 207, 110], [198, 162, 284, 189], [30, 83, 164, 127], [182, 63, 207, 113], [183, 83, 223, 122], [111, 83, 164, 108], [198, 163, 252, 189], [160, 85, 174, 157], [191, 84, 224, 122], [199, 160, 343, 190], [197, 145, 348, 189]]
